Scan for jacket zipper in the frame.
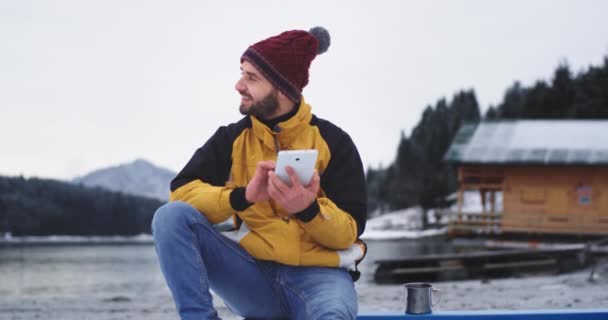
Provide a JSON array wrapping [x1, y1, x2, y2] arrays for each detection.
[[272, 125, 290, 222], [272, 125, 282, 154]]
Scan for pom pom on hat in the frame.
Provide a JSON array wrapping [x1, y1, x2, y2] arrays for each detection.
[[309, 26, 330, 55], [241, 27, 331, 102]]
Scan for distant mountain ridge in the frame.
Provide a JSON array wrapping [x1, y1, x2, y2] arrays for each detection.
[[73, 159, 175, 201]]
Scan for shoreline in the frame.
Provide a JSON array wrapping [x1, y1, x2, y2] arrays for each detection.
[[0, 234, 154, 246]]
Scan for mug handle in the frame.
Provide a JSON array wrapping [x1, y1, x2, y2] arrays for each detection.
[[432, 288, 441, 306]]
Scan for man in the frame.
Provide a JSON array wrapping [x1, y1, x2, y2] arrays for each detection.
[[152, 26, 367, 320]]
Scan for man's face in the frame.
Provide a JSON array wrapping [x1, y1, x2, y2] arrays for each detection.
[[236, 61, 280, 120]]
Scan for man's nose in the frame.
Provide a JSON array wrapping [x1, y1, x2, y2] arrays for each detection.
[[235, 77, 245, 92]]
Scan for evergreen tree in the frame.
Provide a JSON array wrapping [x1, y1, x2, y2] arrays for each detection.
[[367, 55, 608, 223], [367, 91, 481, 216], [0, 176, 164, 236]]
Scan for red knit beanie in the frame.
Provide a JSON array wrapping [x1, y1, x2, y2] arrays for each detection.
[[241, 27, 331, 102]]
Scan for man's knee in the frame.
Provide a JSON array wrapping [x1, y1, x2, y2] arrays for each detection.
[[151, 201, 208, 236], [308, 297, 357, 320]]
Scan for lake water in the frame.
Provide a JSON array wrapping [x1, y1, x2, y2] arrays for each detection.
[[0, 243, 166, 297], [0, 237, 452, 292], [0, 237, 452, 318]]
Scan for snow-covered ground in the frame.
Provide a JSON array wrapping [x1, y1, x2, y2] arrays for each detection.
[[361, 191, 501, 241], [358, 261, 608, 314], [361, 207, 446, 240]]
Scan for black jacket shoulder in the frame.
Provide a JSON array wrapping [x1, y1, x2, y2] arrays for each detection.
[[310, 115, 368, 236], [171, 117, 251, 191]]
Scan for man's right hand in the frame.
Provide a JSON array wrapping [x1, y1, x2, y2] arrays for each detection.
[[245, 161, 276, 203]]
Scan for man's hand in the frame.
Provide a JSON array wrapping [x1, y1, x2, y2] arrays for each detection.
[[245, 161, 276, 203], [267, 166, 320, 214]]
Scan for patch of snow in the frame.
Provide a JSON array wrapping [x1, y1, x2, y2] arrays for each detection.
[[357, 262, 608, 314], [450, 191, 503, 214], [361, 228, 446, 240], [361, 207, 446, 240]]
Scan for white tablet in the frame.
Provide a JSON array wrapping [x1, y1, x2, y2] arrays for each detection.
[[275, 150, 318, 186]]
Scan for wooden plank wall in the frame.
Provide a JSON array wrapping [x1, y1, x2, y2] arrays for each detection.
[[501, 166, 608, 235]]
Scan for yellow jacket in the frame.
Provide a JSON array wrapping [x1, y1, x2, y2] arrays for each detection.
[[170, 99, 367, 271]]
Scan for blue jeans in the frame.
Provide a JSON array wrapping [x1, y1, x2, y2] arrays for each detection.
[[152, 201, 358, 320]]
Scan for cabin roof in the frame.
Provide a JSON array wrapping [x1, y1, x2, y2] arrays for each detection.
[[444, 120, 608, 165]]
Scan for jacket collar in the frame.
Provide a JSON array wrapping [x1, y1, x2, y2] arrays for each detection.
[[250, 97, 313, 152]]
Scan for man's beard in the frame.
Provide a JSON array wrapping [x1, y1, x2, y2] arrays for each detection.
[[239, 89, 280, 120]]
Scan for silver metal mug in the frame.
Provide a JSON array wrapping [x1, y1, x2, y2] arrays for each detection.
[[404, 282, 441, 314]]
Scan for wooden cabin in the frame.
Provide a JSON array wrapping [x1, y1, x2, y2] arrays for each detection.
[[444, 120, 608, 237]]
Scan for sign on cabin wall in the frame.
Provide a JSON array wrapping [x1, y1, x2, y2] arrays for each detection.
[[576, 185, 592, 205]]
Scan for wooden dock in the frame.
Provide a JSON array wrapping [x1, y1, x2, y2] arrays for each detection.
[[374, 247, 589, 284]]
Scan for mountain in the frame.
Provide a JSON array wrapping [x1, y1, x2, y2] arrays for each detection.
[[73, 159, 175, 201]]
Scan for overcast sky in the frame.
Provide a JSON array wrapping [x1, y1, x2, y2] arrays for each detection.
[[1, 0, 607, 180]]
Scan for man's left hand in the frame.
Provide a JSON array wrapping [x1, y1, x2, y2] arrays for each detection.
[[267, 166, 320, 214]]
